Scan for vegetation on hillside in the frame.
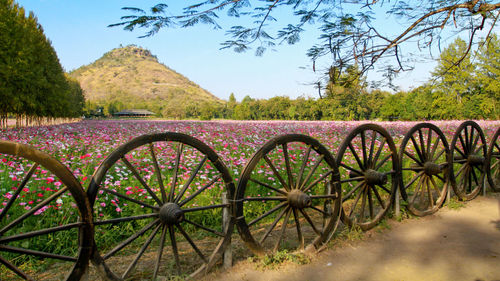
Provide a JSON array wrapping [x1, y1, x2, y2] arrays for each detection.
[[69, 45, 222, 119], [0, 0, 84, 127], [180, 37, 499, 121]]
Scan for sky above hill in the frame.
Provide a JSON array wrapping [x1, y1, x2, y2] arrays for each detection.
[[16, 0, 439, 101]]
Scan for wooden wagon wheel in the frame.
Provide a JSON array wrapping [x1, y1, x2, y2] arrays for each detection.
[[450, 121, 487, 201], [336, 124, 400, 231], [0, 141, 93, 281], [398, 123, 451, 216], [235, 134, 342, 255], [486, 127, 500, 192], [87, 133, 234, 280]]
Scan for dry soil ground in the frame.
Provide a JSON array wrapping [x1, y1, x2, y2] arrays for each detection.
[[203, 193, 500, 281]]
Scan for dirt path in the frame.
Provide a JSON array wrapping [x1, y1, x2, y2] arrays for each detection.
[[204, 193, 500, 281]]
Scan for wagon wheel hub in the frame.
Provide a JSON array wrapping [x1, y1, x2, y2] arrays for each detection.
[[287, 189, 312, 209], [364, 169, 388, 186], [159, 203, 184, 225], [467, 154, 485, 166], [423, 162, 442, 176]]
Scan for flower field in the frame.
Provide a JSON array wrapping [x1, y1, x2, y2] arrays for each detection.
[[0, 120, 498, 279]]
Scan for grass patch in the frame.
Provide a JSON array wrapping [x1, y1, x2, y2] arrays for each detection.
[[249, 250, 311, 270], [446, 198, 466, 210]]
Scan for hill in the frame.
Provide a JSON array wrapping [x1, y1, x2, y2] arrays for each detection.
[[69, 45, 222, 118]]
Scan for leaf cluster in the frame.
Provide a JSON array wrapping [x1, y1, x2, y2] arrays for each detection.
[[111, 0, 500, 85]]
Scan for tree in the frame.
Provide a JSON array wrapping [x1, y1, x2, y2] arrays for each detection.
[[111, 0, 500, 86]]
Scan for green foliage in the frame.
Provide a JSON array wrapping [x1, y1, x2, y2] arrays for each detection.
[[447, 198, 466, 210], [0, 0, 84, 124], [249, 250, 311, 270]]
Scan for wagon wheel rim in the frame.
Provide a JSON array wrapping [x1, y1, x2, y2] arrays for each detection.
[[87, 133, 234, 280], [399, 123, 450, 216], [336, 124, 399, 231], [450, 121, 487, 201], [0, 141, 92, 281], [235, 134, 342, 255], [486, 127, 500, 192]]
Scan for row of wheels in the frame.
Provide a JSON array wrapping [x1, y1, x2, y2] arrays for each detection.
[[0, 122, 498, 280]]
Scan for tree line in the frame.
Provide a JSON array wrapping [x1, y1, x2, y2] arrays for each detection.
[[143, 36, 498, 121], [0, 0, 84, 128]]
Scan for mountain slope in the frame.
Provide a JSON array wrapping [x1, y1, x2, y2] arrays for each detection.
[[70, 45, 221, 117]]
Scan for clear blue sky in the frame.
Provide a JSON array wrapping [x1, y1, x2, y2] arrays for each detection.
[[16, 0, 436, 101]]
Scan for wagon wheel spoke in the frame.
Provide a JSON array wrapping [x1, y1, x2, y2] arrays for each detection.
[[348, 142, 365, 170], [264, 155, 290, 191], [404, 171, 425, 191], [302, 170, 333, 193], [367, 131, 377, 168], [361, 130, 368, 168], [372, 138, 387, 166], [168, 225, 182, 275], [342, 181, 365, 202], [0, 246, 76, 266], [121, 156, 162, 205], [429, 136, 441, 160], [183, 203, 229, 213], [339, 162, 364, 176], [259, 206, 290, 244], [0, 255, 33, 281], [296, 145, 312, 189], [410, 176, 425, 205], [149, 143, 168, 202], [282, 143, 295, 189], [174, 155, 207, 203], [299, 155, 325, 190], [169, 143, 183, 202], [0, 187, 69, 236], [102, 188, 159, 210], [348, 185, 365, 218], [458, 133, 468, 154], [241, 196, 287, 202], [183, 219, 225, 237], [404, 151, 423, 166], [153, 225, 168, 280], [410, 136, 425, 163], [122, 224, 162, 279], [179, 175, 221, 206], [371, 185, 386, 209], [94, 213, 158, 226], [248, 202, 287, 227], [429, 176, 443, 196], [273, 208, 292, 252], [0, 222, 84, 244], [308, 205, 329, 216], [177, 223, 208, 264], [0, 163, 38, 222], [292, 208, 304, 250], [340, 176, 365, 184], [248, 177, 288, 195], [367, 187, 374, 219], [418, 129, 427, 161], [103, 219, 160, 260], [470, 166, 480, 187], [426, 128, 433, 159], [299, 208, 322, 236], [359, 186, 367, 221], [474, 144, 486, 155], [426, 178, 434, 208], [454, 163, 468, 179], [374, 154, 392, 171]]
